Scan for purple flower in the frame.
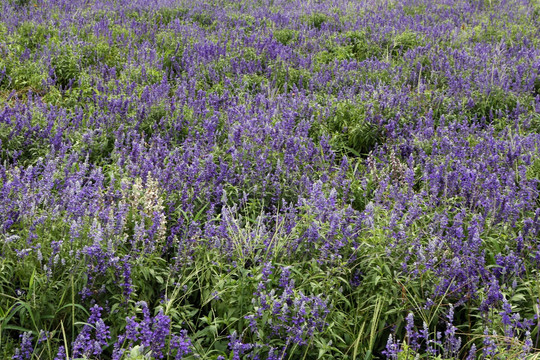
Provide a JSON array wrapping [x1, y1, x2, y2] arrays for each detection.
[[170, 330, 192, 360], [382, 334, 401, 360], [12, 332, 33, 360], [54, 346, 66, 360], [72, 305, 110, 359]]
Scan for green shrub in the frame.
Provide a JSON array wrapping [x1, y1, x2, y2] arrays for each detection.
[[139, 103, 169, 138], [273, 29, 298, 46], [403, 4, 427, 16], [88, 133, 116, 165], [16, 22, 54, 51], [326, 101, 382, 157], [52, 52, 80, 88], [154, 7, 189, 25], [467, 87, 519, 120], [533, 77, 540, 96], [345, 31, 375, 60], [315, 32, 381, 66], [270, 62, 312, 92], [192, 12, 214, 29], [305, 12, 330, 29], [242, 73, 269, 92], [227, 13, 257, 33], [526, 157, 540, 185], [10, 0, 31, 7], [81, 40, 122, 68], [390, 30, 423, 56]]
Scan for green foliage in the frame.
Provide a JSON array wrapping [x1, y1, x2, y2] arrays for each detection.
[[534, 1, 540, 18], [2, 0, 540, 359], [87, 132, 116, 165], [109, 24, 130, 44], [390, 30, 423, 56], [154, 7, 189, 25], [344, 31, 374, 60], [52, 52, 80, 89], [0, 124, 50, 166], [240, 47, 264, 63], [315, 32, 375, 65], [529, 112, 540, 133], [242, 73, 269, 92], [0, 239, 90, 358], [10, 0, 32, 6], [0, 57, 45, 92], [270, 62, 312, 93], [467, 87, 519, 120], [348, 166, 376, 212], [16, 22, 54, 50], [126, 66, 164, 85], [139, 102, 169, 138], [526, 157, 540, 184], [191, 12, 215, 29], [305, 12, 330, 30], [227, 13, 257, 33], [315, 46, 352, 65], [273, 29, 298, 46], [403, 4, 427, 16], [162, 52, 184, 81], [533, 77, 540, 97], [325, 101, 382, 158], [464, 18, 533, 45], [81, 40, 122, 68], [0, 23, 6, 42], [155, 30, 178, 52]]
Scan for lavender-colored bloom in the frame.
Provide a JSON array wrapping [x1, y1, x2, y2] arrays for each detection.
[[521, 331, 533, 357], [72, 305, 110, 359], [404, 312, 419, 351], [483, 328, 499, 358], [382, 334, 401, 360], [228, 331, 254, 360], [170, 330, 192, 360], [443, 305, 461, 357], [54, 346, 66, 360], [110, 302, 191, 359], [465, 343, 477, 360], [12, 332, 33, 360]]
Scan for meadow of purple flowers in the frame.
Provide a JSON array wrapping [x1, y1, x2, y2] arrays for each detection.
[[1, 0, 540, 358]]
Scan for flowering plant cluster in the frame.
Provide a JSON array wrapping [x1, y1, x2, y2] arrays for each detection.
[[1, 0, 540, 359]]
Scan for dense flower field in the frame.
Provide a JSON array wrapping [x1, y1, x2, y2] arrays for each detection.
[[1, 0, 540, 358]]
